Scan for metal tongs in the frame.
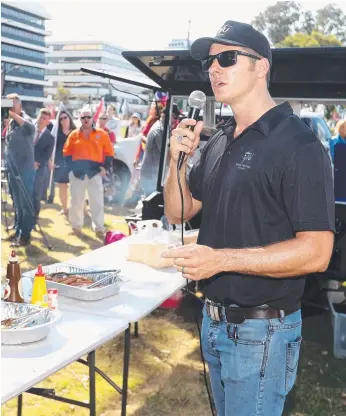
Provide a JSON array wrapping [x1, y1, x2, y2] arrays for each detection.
[[51, 269, 121, 279], [1, 308, 49, 329], [85, 270, 122, 289], [85, 275, 115, 289]]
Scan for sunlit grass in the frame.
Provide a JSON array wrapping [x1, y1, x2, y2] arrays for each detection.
[[1, 201, 345, 415]]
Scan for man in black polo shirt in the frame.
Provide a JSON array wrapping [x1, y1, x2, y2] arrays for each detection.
[[163, 21, 335, 416]]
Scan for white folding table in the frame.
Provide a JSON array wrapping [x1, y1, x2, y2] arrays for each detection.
[[55, 236, 187, 415], [10, 236, 187, 416], [1, 310, 128, 416]]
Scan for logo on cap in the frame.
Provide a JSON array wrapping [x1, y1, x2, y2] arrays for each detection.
[[217, 24, 232, 37]]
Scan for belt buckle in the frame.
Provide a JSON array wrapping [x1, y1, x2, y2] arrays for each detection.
[[209, 304, 221, 322]]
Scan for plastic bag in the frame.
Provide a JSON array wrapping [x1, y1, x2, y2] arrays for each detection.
[[127, 220, 180, 269]]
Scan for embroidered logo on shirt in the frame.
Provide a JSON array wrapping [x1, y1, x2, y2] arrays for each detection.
[[236, 150, 255, 170]]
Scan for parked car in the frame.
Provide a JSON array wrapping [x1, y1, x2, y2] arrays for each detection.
[[109, 112, 333, 204], [300, 112, 332, 157], [111, 134, 140, 204]]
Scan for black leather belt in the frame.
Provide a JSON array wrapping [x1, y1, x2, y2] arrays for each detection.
[[205, 299, 298, 324]]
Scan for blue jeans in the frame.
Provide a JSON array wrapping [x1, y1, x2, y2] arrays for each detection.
[[8, 168, 35, 239], [201, 305, 302, 416]]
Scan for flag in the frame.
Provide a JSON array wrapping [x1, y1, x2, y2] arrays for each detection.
[[120, 98, 130, 119], [50, 102, 67, 144], [93, 97, 105, 123]]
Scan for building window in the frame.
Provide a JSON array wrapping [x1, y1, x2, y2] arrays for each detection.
[[54, 44, 103, 51], [1, 43, 45, 60], [49, 57, 103, 64], [1, 5, 44, 27], [6, 81, 43, 91], [4, 62, 44, 77], [103, 44, 122, 55], [1, 25, 45, 44]]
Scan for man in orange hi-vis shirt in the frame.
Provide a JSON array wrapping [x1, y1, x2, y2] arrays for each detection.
[[63, 106, 114, 239]]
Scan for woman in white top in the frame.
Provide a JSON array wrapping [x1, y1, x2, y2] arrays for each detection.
[[125, 113, 142, 138]]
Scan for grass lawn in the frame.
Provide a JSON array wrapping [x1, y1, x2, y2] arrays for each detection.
[[1, 200, 345, 415]]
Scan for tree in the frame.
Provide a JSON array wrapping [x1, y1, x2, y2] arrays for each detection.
[[252, 1, 346, 45], [251, 1, 301, 44], [299, 10, 315, 34], [55, 83, 70, 105], [315, 4, 346, 42], [276, 31, 343, 47]]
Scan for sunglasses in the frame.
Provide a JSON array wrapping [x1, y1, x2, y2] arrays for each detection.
[[99, 117, 107, 120], [59, 116, 68, 121], [81, 116, 92, 120], [202, 50, 261, 71]]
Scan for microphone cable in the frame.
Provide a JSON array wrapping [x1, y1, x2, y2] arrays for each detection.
[[176, 164, 216, 416]]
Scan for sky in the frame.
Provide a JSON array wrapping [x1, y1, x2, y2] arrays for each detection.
[[15, 0, 346, 49]]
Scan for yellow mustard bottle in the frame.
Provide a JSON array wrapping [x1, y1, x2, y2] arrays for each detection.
[[31, 264, 48, 307]]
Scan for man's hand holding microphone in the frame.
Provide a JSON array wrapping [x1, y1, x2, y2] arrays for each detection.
[[162, 91, 224, 281], [169, 118, 204, 167]]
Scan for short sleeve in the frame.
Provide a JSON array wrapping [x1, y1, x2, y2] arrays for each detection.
[[146, 126, 162, 154], [102, 131, 114, 157], [63, 131, 75, 157], [22, 119, 35, 136], [281, 140, 335, 233], [188, 158, 203, 202]]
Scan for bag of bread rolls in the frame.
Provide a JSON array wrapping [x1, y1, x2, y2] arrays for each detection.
[[127, 241, 175, 269], [127, 221, 180, 269]]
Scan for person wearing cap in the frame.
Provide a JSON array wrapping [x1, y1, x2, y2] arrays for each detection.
[[125, 113, 142, 138], [63, 106, 114, 239], [162, 21, 335, 415]]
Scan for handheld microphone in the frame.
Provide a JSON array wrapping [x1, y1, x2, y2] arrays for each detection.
[[177, 90, 206, 170]]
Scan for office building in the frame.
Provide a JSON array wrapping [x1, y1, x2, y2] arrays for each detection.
[[46, 40, 151, 115], [1, 0, 51, 115]]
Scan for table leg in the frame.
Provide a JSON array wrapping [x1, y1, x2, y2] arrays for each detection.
[[121, 325, 131, 416], [88, 350, 96, 416], [17, 394, 23, 416], [134, 321, 139, 338]]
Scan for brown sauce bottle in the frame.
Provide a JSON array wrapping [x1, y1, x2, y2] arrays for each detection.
[[6, 250, 24, 303]]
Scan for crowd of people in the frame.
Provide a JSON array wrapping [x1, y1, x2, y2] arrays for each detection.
[[1, 91, 184, 246], [1, 94, 117, 245], [2, 88, 344, 248]]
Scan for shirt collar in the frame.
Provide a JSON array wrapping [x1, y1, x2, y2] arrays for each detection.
[[336, 134, 346, 143], [80, 126, 96, 132], [220, 116, 236, 136], [36, 126, 46, 135], [221, 102, 293, 138]]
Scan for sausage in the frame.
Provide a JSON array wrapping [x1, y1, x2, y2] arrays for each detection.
[[69, 281, 91, 287], [46, 274, 94, 286], [62, 277, 79, 285]]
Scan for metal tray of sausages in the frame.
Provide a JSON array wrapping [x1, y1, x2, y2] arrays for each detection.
[[23, 264, 122, 301]]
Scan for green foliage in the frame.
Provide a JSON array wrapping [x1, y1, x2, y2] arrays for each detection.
[[276, 31, 343, 47], [252, 1, 300, 44], [55, 83, 71, 105], [252, 1, 346, 44], [315, 4, 346, 42]]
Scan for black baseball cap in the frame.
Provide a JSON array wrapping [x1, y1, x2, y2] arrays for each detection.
[[190, 20, 272, 65]]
